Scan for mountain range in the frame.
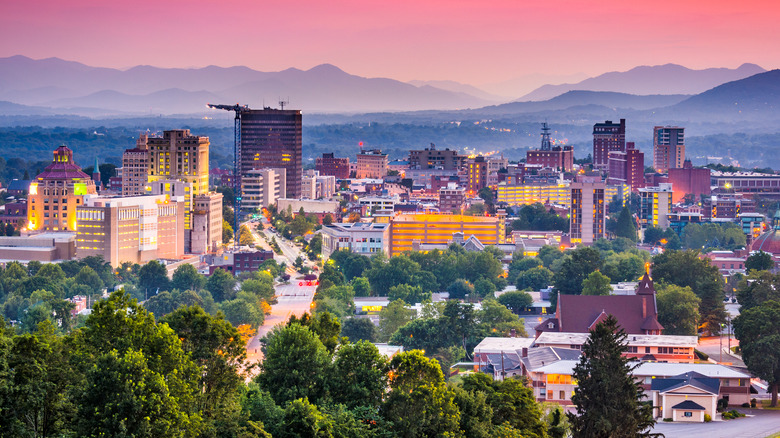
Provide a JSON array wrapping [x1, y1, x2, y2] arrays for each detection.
[[0, 56, 772, 116]]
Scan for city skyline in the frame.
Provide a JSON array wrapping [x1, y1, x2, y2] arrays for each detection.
[[1, 0, 778, 88]]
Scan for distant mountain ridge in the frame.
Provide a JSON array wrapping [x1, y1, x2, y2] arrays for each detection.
[[520, 63, 766, 101]]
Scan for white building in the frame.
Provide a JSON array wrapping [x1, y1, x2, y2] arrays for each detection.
[[242, 168, 287, 211], [321, 222, 390, 259]]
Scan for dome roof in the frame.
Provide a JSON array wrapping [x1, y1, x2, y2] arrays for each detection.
[[35, 145, 91, 181], [753, 229, 780, 254]]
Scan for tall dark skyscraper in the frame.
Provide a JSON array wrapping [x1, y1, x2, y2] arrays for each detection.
[[592, 119, 626, 170], [240, 108, 302, 198]]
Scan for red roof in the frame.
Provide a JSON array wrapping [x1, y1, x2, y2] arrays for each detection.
[[556, 294, 661, 334], [35, 145, 91, 181]]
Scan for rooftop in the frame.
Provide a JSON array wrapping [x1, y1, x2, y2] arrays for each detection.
[[473, 337, 535, 353], [533, 332, 698, 347]]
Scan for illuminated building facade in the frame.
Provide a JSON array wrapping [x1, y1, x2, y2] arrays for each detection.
[[570, 177, 606, 245], [653, 126, 685, 173], [241, 168, 287, 211], [467, 156, 488, 194], [607, 142, 644, 190], [593, 119, 626, 170], [356, 149, 389, 179], [75, 195, 185, 267], [27, 145, 98, 232], [240, 108, 302, 198], [496, 182, 571, 207], [122, 134, 150, 196], [191, 192, 224, 254], [526, 146, 574, 172], [439, 184, 466, 213], [389, 212, 506, 256], [409, 144, 464, 170], [321, 222, 390, 259], [639, 183, 673, 230]]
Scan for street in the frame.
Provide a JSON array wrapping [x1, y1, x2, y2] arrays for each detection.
[[651, 409, 780, 438]]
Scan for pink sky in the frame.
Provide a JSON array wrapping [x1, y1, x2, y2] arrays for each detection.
[[1, 0, 777, 85]]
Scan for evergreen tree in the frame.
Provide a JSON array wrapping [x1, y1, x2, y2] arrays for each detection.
[[568, 315, 658, 438], [615, 206, 637, 241]]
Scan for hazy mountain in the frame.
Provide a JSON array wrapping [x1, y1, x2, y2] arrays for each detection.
[[0, 56, 494, 113], [480, 72, 590, 99], [407, 80, 504, 101], [520, 63, 766, 101]]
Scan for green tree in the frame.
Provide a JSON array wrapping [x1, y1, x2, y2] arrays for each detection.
[[220, 297, 265, 328], [280, 398, 332, 438], [643, 226, 664, 245], [553, 247, 602, 296], [351, 276, 371, 297], [35, 263, 67, 283], [538, 245, 564, 268], [170, 263, 205, 292], [328, 340, 389, 408], [256, 323, 330, 404], [497, 291, 533, 313], [239, 224, 255, 246], [474, 277, 497, 297], [206, 268, 237, 302], [733, 300, 780, 406], [581, 271, 612, 296], [746, 250, 774, 272], [340, 317, 377, 342], [568, 315, 657, 437], [478, 299, 528, 337], [447, 278, 475, 300], [737, 271, 780, 311], [452, 386, 493, 438], [516, 266, 553, 291], [656, 284, 701, 335], [74, 265, 105, 295], [389, 283, 431, 304], [223, 219, 234, 244], [365, 254, 421, 296], [615, 206, 637, 241], [138, 260, 170, 294], [377, 299, 415, 342]]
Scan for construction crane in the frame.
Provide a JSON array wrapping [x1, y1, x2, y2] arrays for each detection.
[[207, 103, 250, 249]]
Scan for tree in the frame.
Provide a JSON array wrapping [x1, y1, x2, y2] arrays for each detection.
[[239, 225, 255, 246], [614, 206, 637, 241], [461, 373, 547, 437], [138, 260, 170, 294], [280, 398, 332, 438], [74, 265, 104, 294], [497, 291, 532, 314], [206, 268, 237, 302], [656, 284, 701, 335], [170, 263, 205, 292], [447, 278, 475, 300], [746, 250, 774, 272], [256, 323, 330, 405], [389, 283, 430, 304], [733, 300, 780, 406], [581, 271, 612, 296], [322, 213, 334, 225], [340, 317, 377, 342], [568, 315, 657, 438], [516, 266, 553, 291], [474, 277, 497, 297], [328, 340, 389, 408], [377, 299, 415, 342], [351, 276, 371, 297], [222, 219, 234, 244], [643, 226, 664, 245], [478, 299, 528, 337], [737, 271, 780, 311], [553, 247, 602, 296], [219, 297, 265, 328]]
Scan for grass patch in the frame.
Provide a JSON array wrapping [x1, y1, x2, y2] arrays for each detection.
[[760, 400, 780, 410]]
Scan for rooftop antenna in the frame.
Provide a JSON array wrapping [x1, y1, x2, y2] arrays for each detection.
[[541, 120, 552, 151], [279, 98, 289, 110]]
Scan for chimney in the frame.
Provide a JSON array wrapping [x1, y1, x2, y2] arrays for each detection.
[[521, 347, 528, 358], [642, 298, 647, 318], [510, 328, 517, 338]]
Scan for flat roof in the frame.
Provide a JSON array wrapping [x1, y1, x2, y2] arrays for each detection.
[[534, 332, 698, 347], [533, 361, 750, 379], [474, 337, 535, 353]]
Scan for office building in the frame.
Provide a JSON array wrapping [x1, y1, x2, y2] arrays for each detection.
[[209, 250, 275, 276], [315, 153, 350, 179], [147, 130, 210, 202], [409, 143, 464, 170], [593, 119, 626, 170], [496, 182, 571, 207], [241, 168, 287, 211], [605, 183, 631, 207], [389, 211, 506, 256], [607, 142, 644, 190], [321, 222, 391, 259], [711, 170, 780, 198], [569, 176, 606, 245], [439, 184, 467, 213], [526, 147, 574, 172], [639, 183, 673, 230], [301, 170, 336, 199], [653, 126, 685, 173], [122, 134, 150, 196], [191, 192, 223, 254], [667, 160, 711, 203], [27, 145, 98, 232], [75, 195, 185, 267], [240, 108, 302, 198], [703, 195, 755, 220], [146, 180, 194, 235], [356, 149, 388, 179], [467, 156, 488, 194]]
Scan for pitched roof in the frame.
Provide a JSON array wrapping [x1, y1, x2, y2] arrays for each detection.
[[521, 347, 581, 372], [650, 371, 720, 395], [671, 400, 706, 410], [557, 294, 662, 334]]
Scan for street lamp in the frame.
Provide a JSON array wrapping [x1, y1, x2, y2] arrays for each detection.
[[719, 323, 726, 363]]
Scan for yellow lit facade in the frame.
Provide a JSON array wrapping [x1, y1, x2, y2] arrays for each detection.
[[605, 183, 631, 207], [389, 212, 505, 256], [496, 183, 571, 207]]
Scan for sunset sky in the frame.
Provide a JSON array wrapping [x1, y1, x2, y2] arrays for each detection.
[[2, 0, 777, 86]]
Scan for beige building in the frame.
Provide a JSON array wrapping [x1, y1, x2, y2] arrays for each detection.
[[570, 177, 606, 245], [653, 126, 685, 173], [122, 134, 150, 196], [242, 168, 287, 211], [191, 192, 223, 254], [639, 183, 673, 230], [147, 129, 210, 200], [389, 212, 506, 256], [0, 233, 76, 263], [146, 180, 193, 231], [321, 222, 390, 259], [28, 145, 98, 232], [356, 150, 388, 179], [75, 195, 185, 267]]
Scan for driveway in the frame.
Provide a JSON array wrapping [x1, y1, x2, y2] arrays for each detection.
[[651, 409, 780, 438]]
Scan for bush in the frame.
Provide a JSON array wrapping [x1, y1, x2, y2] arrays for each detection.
[[717, 398, 729, 412], [694, 349, 709, 361], [662, 418, 673, 422], [721, 410, 746, 420], [741, 403, 751, 408], [704, 413, 712, 422], [751, 398, 757, 408]]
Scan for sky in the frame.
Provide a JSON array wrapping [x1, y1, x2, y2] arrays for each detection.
[[2, 0, 778, 87]]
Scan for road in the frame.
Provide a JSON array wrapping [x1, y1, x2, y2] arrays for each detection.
[[246, 281, 318, 364], [651, 408, 780, 438]]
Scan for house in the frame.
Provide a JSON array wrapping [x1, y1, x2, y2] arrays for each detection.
[[650, 372, 719, 422], [535, 270, 663, 337], [533, 332, 697, 363], [473, 337, 535, 380]]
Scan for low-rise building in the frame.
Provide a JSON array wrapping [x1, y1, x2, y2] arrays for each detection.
[[208, 249, 274, 276], [0, 233, 76, 263], [438, 184, 466, 214], [191, 192, 223, 254], [496, 181, 571, 207], [533, 332, 697, 363], [389, 211, 506, 256], [321, 222, 390, 259]]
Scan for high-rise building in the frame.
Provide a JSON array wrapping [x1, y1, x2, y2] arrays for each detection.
[[653, 126, 685, 173], [570, 176, 606, 245], [315, 153, 350, 179], [526, 122, 574, 172], [409, 143, 465, 170], [145, 179, 194, 238], [75, 194, 186, 266], [241, 168, 287, 211], [593, 119, 626, 170], [191, 192, 224, 254], [122, 134, 150, 196], [667, 160, 711, 203], [607, 142, 645, 190], [356, 149, 388, 179], [639, 183, 673, 230], [439, 184, 467, 213], [146, 129, 210, 219], [467, 156, 488, 194], [27, 145, 98, 232], [240, 108, 302, 198]]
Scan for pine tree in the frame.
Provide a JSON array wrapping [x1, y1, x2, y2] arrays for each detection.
[[568, 315, 659, 438], [615, 206, 637, 241]]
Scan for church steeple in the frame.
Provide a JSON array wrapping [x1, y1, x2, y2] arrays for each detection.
[[636, 263, 656, 296]]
